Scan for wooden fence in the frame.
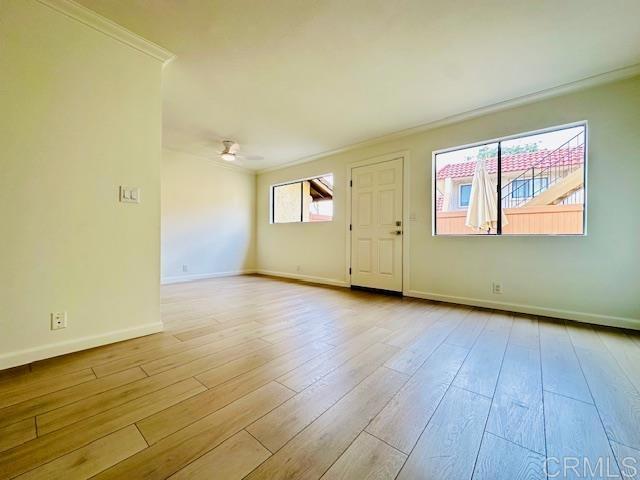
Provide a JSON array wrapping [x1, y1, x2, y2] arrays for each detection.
[[436, 204, 584, 235]]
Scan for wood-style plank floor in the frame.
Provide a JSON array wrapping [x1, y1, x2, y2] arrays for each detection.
[[1, 274, 639, 479]]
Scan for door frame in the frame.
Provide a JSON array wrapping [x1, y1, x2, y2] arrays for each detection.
[[345, 150, 411, 292]]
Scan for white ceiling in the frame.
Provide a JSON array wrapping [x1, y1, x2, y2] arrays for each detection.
[[77, 0, 640, 170]]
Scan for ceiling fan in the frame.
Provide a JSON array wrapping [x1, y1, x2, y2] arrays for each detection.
[[219, 140, 240, 162], [217, 139, 264, 163]]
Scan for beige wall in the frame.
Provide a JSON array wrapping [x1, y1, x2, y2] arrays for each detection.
[[0, 1, 165, 368], [161, 149, 256, 282], [257, 76, 640, 328]]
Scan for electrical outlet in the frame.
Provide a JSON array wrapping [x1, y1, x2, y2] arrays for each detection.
[[492, 282, 503, 295], [182, 264, 188, 273], [51, 312, 67, 330]]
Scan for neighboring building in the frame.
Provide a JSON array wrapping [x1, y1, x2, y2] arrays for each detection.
[[273, 175, 334, 223]]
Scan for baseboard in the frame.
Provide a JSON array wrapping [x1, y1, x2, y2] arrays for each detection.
[[404, 289, 640, 331], [161, 269, 256, 285], [0, 322, 164, 370], [255, 269, 349, 288]]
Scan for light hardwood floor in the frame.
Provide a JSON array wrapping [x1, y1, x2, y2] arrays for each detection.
[[1, 275, 639, 479]]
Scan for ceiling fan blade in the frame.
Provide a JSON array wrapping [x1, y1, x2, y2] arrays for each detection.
[[236, 154, 263, 161]]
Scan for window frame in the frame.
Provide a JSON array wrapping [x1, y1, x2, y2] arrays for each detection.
[[511, 177, 550, 199], [458, 183, 472, 208], [511, 178, 530, 199], [431, 121, 588, 237], [270, 173, 334, 224], [271, 180, 304, 224]]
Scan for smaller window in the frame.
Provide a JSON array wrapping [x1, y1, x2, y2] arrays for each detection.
[[533, 177, 549, 196], [272, 174, 334, 223], [458, 184, 472, 208], [511, 179, 529, 199], [511, 178, 549, 199]]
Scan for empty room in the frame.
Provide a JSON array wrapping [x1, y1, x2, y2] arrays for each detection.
[[1, 0, 640, 479]]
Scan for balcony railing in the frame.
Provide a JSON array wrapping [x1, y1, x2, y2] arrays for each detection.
[[501, 131, 585, 209]]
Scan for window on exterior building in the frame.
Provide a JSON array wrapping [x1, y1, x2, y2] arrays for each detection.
[[511, 178, 549, 199], [433, 123, 586, 236], [272, 174, 334, 223], [458, 184, 472, 208]]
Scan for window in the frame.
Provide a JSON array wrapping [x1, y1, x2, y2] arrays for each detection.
[[511, 178, 549, 199], [433, 123, 586, 236], [272, 174, 334, 223], [458, 184, 472, 208]]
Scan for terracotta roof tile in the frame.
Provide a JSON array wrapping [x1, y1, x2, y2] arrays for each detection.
[[436, 146, 584, 180]]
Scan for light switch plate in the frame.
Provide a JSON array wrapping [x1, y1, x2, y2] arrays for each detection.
[[119, 186, 140, 204]]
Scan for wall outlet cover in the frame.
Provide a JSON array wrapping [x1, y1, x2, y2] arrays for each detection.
[[51, 312, 67, 330]]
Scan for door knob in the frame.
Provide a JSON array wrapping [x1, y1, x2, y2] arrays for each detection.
[[390, 230, 402, 235]]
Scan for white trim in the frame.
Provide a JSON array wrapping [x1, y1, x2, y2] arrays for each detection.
[[0, 322, 164, 370], [161, 270, 256, 285], [37, 0, 175, 64], [257, 64, 640, 174], [256, 269, 348, 288], [583, 123, 590, 236], [404, 289, 639, 331], [271, 173, 334, 188], [162, 147, 256, 175], [458, 183, 472, 209], [345, 151, 410, 292]]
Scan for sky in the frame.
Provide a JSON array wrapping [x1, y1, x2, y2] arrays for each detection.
[[435, 125, 585, 169]]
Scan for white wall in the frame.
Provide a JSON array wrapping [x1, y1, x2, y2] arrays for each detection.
[[256, 76, 640, 328], [161, 149, 256, 283], [0, 1, 166, 368]]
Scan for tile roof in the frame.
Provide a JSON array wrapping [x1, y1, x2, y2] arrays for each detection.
[[436, 146, 584, 180]]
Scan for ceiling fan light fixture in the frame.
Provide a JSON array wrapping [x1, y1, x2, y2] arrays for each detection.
[[220, 152, 236, 162]]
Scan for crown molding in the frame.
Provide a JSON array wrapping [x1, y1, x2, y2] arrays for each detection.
[[257, 63, 640, 174], [162, 147, 256, 175], [37, 0, 175, 64]]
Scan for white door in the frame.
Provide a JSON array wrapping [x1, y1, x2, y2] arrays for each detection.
[[350, 158, 403, 292]]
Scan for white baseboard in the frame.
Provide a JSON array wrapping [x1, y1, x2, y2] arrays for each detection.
[[0, 321, 164, 370], [404, 289, 639, 331], [256, 269, 349, 288], [161, 269, 256, 285]]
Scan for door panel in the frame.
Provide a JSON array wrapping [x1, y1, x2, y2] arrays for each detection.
[[357, 239, 372, 273], [378, 238, 394, 275], [378, 168, 396, 185], [357, 192, 373, 226], [358, 172, 374, 187], [351, 158, 403, 291], [379, 190, 395, 225]]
